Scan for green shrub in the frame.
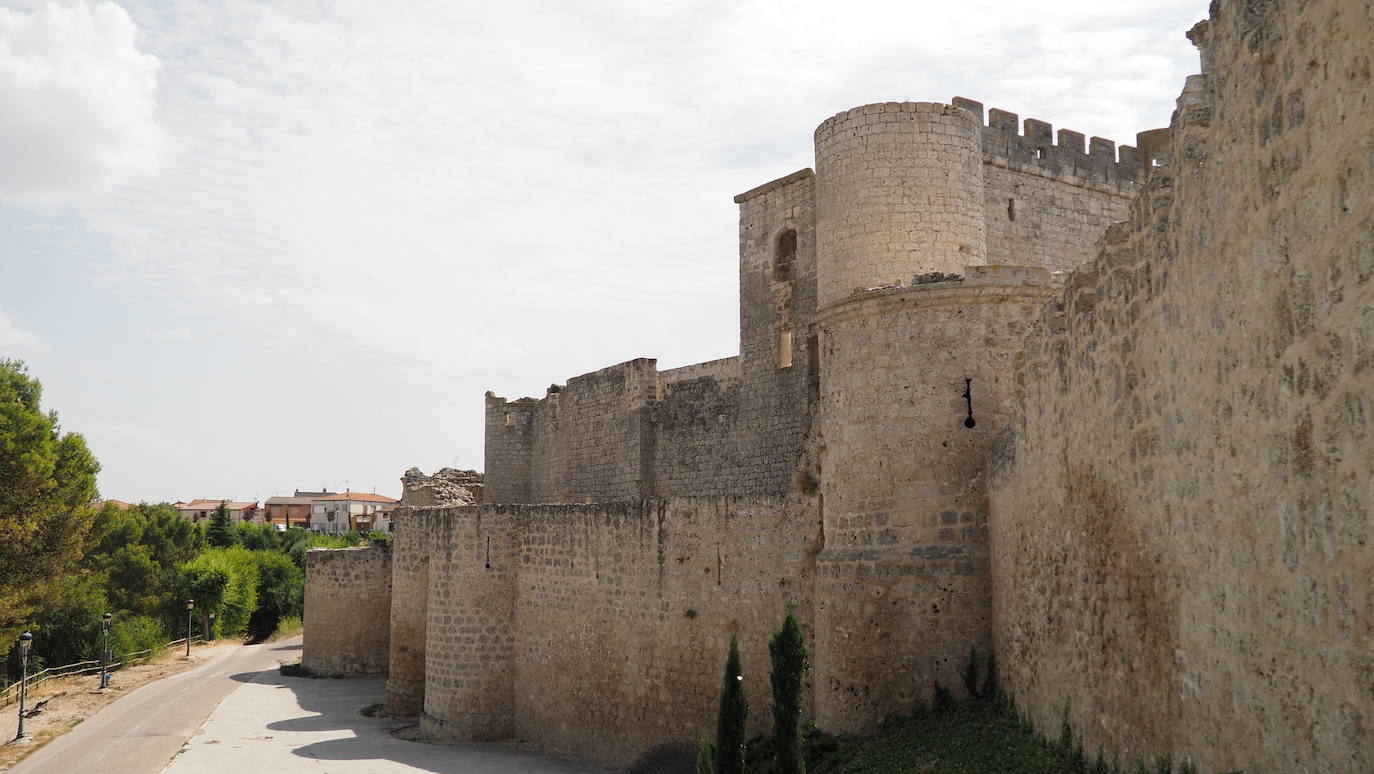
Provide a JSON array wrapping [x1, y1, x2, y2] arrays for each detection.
[[248, 551, 303, 641], [962, 646, 981, 698], [932, 682, 953, 711], [695, 735, 715, 774], [109, 615, 168, 662]]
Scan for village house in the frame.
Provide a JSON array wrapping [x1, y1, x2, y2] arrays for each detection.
[[263, 490, 334, 529], [309, 491, 397, 533], [175, 499, 261, 524]]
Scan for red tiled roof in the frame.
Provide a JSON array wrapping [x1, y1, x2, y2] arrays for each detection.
[[178, 499, 258, 510]]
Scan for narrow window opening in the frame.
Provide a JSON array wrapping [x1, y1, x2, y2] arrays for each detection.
[[1035, 147, 1045, 159], [1007, 198, 1016, 221], [777, 329, 794, 368], [504, 411, 514, 427], [774, 229, 797, 282], [962, 378, 977, 428]]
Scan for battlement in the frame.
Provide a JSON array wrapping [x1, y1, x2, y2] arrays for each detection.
[[950, 97, 1160, 188]]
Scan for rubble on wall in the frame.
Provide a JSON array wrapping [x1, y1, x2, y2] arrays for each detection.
[[400, 467, 483, 507]]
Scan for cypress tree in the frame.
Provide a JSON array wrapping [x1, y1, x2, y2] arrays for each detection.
[[769, 606, 809, 774], [716, 632, 749, 774], [207, 502, 237, 548]]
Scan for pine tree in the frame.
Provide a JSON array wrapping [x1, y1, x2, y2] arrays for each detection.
[[769, 606, 809, 774], [716, 632, 749, 774], [207, 502, 237, 548]]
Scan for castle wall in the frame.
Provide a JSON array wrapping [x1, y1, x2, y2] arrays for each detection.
[[813, 266, 1058, 732], [412, 497, 820, 766], [814, 102, 986, 305], [486, 360, 659, 504], [982, 162, 1133, 273], [420, 505, 519, 741], [385, 508, 430, 714], [988, 2, 1374, 771], [726, 169, 820, 495], [303, 547, 392, 676], [484, 395, 534, 503]]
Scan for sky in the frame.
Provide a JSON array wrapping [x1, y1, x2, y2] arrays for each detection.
[[0, 0, 1210, 504]]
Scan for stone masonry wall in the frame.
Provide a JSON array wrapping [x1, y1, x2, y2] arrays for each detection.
[[814, 102, 987, 306], [385, 509, 430, 714], [988, 1, 1374, 771], [420, 505, 519, 741], [412, 497, 820, 767], [813, 266, 1059, 732], [303, 546, 392, 676]]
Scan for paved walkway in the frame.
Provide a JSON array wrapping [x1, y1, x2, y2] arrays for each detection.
[[162, 670, 614, 773], [9, 638, 300, 774]]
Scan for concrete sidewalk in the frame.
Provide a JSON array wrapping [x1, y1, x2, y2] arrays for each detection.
[[162, 670, 615, 773]]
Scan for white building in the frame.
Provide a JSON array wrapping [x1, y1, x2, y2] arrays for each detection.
[[310, 491, 398, 533]]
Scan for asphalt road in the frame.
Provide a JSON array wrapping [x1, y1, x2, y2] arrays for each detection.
[[9, 637, 301, 774]]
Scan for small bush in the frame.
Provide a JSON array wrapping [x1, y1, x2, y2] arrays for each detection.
[[961, 646, 980, 698], [279, 660, 312, 677], [932, 681, 953, 711]]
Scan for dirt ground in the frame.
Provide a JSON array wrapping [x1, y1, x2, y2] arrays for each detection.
[[0, 641, 239, 771]]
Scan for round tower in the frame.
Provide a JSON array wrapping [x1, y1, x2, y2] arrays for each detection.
[[814, 101, 986, 307]]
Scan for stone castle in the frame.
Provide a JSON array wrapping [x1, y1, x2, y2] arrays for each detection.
[[303, 1, 1374, 770]]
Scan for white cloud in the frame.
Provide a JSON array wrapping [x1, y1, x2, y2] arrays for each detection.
[[146, 326, 194, 341], [0, 308, 48, 351], [0, 1, 161, 206], [7, 0, 1211, 496]]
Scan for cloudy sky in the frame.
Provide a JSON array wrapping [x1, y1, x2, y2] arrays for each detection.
[[1, 0, 1208, 503]]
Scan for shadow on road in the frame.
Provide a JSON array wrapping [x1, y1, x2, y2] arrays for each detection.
[[254, 671, 611, 774]]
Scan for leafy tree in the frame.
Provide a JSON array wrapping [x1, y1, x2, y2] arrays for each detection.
[[770, 606, 809, 774], [207, 502, 237, 548], [716, 632, 749, 774], [106, 544, 162, 615], [0, 359, 102, 646], [248, 551, 303, 641], [236, 522, 280, 550], [177, 547, 260, 637]]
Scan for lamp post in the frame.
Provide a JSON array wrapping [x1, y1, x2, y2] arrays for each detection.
[[99, 612, 113, 690], [16, 631, 32, 740], [185, 599, 195, 657]]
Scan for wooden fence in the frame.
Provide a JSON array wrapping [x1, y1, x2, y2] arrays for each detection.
[[0, 636, 205, 708]]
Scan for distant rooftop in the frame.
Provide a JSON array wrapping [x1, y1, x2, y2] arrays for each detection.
[[315, 491, 397, 503]]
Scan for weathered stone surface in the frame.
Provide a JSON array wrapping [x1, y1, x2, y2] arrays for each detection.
[[303, 547, 391, 676], [989, 3, 1374, 772], [400, 467, 483, 507], [310, 2, 1373, 770]]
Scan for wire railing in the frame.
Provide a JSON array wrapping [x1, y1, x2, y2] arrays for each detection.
[[0, 636, 206, 708]]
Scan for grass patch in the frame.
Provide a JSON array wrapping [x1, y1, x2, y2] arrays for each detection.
[[267, 616, 303, 641], [794, 700, 1067, 774]]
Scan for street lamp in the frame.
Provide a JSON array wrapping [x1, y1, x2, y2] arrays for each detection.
[[16, 631, 32, 740], [99, 612, 113, 690], [185, 599, 195, 657]]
